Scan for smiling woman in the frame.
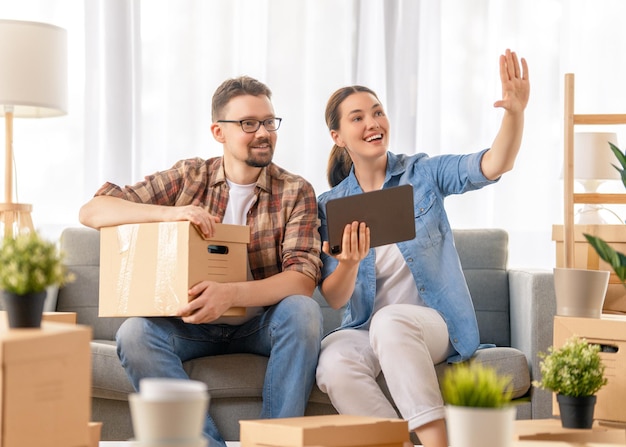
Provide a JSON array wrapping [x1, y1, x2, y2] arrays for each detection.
[[314, 48, 529, 446], [3, 0, 626, 273]]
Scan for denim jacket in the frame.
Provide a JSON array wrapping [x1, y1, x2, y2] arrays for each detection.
[[317, 150, 497, 361]]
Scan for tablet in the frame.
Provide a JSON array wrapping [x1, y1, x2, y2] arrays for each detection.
[[325, 184, 416, 254]]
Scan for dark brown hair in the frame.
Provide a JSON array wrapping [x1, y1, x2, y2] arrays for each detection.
[[211, 76, 272, 121], [325, 85, 380, 187]]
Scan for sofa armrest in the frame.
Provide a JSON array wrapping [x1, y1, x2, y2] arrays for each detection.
[[508, 268, 555, 420]]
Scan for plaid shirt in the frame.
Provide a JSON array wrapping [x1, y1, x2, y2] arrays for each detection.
[[95, 157, 322, 284]]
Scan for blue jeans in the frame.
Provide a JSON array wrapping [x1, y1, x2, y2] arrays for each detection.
[[116, 295, 323, 447]]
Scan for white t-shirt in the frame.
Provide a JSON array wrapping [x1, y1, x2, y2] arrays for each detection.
[[222, 181, 256, 227], [212, 180, 263, 325], [372, 243, 422, 317]]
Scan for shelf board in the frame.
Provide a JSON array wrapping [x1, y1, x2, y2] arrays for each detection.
[[573, 193, 626, 205], [574, 114, 626, 125]]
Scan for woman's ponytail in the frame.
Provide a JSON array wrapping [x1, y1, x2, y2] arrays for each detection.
[[327, 144, 353, 187]]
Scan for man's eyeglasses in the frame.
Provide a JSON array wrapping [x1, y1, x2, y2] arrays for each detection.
[[217, 118, 282, 133]]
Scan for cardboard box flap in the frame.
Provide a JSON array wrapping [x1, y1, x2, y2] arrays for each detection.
[[554, 314, 626, 343], [514, 418, 626, 443], [205, 222, 250, 244], [240, 415, 409, 447], [0, 323, 91, 363]]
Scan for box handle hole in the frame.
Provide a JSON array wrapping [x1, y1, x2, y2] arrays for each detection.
[[207, 244, 229, 255], [596, 343, 619, 354]]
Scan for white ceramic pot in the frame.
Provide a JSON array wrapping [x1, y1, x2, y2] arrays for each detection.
[[129, 393, 208, 442], [445, 405, 516, 447], [553, 267, 610, 318], [129, 378, 210, 444]]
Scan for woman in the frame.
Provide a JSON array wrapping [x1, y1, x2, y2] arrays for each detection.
[[315, 49, 529, 447]]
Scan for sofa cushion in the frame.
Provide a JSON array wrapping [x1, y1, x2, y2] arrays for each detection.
[[93, 346, 529, 405], [58, 228, 127, 340], [435, 347, 530, 398], [454, 229, 511, 347], [91, 341, 133, 400]]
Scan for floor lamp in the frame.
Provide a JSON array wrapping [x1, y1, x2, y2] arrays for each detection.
[[0, 19, 67, 239]]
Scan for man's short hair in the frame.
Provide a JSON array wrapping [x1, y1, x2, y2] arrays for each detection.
[[211, 76, 272, 121]]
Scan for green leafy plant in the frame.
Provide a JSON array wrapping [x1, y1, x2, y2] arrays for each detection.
[[0, 232, 73, 295], [533, 335, 607, 397], [584, 142, 626, 284], [441, 362, 513, 408]]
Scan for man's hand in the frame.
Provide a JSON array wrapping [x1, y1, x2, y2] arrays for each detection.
[[177, 281, 238, 324], [165, 205, 220, 238]]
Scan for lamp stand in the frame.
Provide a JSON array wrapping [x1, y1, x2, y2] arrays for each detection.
[[1, 109, 33, 238], [575, 179, 623, 225]]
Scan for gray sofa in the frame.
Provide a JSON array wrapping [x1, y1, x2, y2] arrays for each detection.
[[55, 227, 556, 441]]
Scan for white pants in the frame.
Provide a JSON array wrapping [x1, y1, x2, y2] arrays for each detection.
[[316, 304, 453, 431]]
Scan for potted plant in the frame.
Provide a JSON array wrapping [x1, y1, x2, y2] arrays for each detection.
[[0, 232, 73, 328], [441, 362, 515, 447], [533, 335, 607, 428], [584, 141, 626, 286]]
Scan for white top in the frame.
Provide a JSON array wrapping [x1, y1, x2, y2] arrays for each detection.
[[372, 243, 422, 318], [223, 180, 256, 227]]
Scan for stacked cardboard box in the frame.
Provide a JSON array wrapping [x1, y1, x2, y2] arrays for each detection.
[[553, 315, 626, 425], [99, 221, 249, 317], [240, 415, 409, 447], [0, 321, 92, 447]]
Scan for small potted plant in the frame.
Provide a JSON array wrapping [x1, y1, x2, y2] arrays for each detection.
[[533, 335, 607, 428], [0, 231, 73, 328], [441, 362, 515, 447]]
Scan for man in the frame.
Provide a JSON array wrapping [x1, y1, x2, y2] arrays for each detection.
[[79, 76, 323, 447]]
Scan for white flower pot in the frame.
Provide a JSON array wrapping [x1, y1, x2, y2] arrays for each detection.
[[445, 405, 516, 447], [553, 267, 609, 318]]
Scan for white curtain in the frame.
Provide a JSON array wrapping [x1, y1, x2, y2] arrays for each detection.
[[82, 0, 439, 195], [3, 0, 626, 270]]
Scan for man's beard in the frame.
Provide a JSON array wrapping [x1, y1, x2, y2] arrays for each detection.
[[245, 139, 274, 168], [246, 157, 272, 168]]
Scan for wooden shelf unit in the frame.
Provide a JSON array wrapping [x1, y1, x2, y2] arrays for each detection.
[[562, 73, 626, 268]]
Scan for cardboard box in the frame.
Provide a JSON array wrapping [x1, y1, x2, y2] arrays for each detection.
[[515, 418, 626, 444], [0, 311, 77, 326], [0, 321, 92, 447], [553, 315, 626, 424], [240, 414, 409, 447], [552, 224, 626, 313], [99, 221, 249, 317], [42, 311, 77, 324], [88, 421, 102, 447]]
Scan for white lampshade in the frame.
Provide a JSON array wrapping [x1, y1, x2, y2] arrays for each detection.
[[574, 132, 620, 181], [0, 19, 67, 116], [572, 132, 622, 225]]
